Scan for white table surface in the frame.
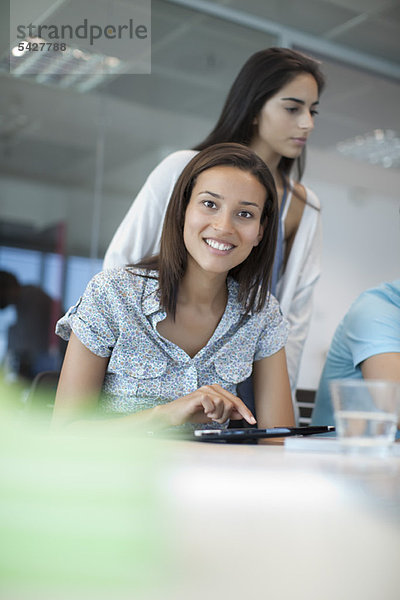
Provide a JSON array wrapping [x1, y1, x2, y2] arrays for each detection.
[[1, 427, 400, 600], [159, 437, 400, 600]]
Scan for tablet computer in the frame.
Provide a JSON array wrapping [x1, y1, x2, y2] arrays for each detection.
[[193, 425, 335, 443]]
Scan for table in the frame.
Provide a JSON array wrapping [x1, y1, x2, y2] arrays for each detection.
[[161, 438, 400, 600], [1, 425, 399, 600]]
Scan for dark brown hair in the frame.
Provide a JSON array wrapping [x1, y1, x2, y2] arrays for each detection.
[[194, 47, 325, 182], [134, 143, 278, 318]]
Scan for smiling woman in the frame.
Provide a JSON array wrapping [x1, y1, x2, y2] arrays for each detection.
[[104, 48, 326, 409], [53, 143, 294, 433]]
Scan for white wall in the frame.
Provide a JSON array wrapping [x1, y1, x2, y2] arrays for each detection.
[[299, 149, 400, 389]]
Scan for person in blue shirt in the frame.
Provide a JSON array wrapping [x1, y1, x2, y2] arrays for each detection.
[[312, 280, 400, 426], [53, 143, 295, 432]]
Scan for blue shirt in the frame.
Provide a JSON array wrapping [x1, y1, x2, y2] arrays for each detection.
[[312, 280, 400, 426], [56, 268, 288, 418]]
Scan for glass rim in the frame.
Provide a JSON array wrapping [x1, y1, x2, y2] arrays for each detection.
[[330, 378, 400, 390]]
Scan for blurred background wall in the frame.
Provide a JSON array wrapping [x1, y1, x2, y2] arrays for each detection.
[[0, 0, 399, 387]]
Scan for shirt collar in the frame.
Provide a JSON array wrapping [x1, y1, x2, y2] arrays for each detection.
[[225, 277, 247, 318], [141, 274, 162, 317]]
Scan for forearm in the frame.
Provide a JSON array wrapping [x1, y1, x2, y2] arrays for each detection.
[[53, 381, 255, 434], [56, 402, 169, 435], [253, 349, 295, 429]]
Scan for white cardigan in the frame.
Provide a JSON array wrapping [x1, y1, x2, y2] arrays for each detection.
[[104, 150, 322, 398]]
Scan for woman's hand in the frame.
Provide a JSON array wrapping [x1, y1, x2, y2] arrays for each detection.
[[156, 384, 256, 428]]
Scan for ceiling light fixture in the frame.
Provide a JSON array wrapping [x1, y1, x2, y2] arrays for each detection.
[[336, 129, 400, 169], [2, 37, 124, 92]]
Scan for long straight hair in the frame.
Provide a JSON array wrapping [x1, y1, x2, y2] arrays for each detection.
[[194, 47, 325, 182], [134, 143, 278, 318]]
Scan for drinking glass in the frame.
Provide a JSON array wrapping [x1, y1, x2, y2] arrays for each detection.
[[330, 379, 400, 455]]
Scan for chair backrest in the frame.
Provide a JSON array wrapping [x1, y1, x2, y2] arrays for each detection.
[[295, 389, 316, 426], [27, 370, 60, 413]]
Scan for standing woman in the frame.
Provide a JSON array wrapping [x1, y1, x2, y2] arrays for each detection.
[[104, 47, 325, 405], [53, 144, 294, 431]]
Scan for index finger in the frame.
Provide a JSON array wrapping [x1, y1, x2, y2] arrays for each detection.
[[210, 384, 256, 425]]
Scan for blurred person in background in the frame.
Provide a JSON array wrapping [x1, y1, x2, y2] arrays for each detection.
[[0, 270, 65, 381]]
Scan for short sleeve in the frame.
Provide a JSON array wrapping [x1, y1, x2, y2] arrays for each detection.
[[56, 271, 119, 357], [254, 295, 289, 361], [345, 291, 400, 368]]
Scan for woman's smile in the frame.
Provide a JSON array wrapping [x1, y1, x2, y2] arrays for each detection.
[[183, 165, 266, 276], [203, 237, 236, 253]]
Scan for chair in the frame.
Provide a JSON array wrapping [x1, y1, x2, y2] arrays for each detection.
[[27, 370, 60, 414], [295, 389, 316, 426]]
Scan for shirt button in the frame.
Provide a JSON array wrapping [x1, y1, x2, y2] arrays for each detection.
[[136, 365, 145, 376], [186, 364, 198, 387]]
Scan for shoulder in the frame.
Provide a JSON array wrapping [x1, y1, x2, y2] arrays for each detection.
[[345, 281, 400, 334], [372, 280, 400, 308], [144, 150, 198, 194], [252, 294, 289, 359], [154, 150, 198, 176], [291, 180, 320, 210], [91, 267, 130, 285], [90, 267, 157, 295], [226, 279, 283, 325], [83, 268, 128, 300], [252, 293, 288, 330], [334, 282, 400, 365]]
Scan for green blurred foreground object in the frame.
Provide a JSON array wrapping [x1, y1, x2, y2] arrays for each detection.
[[0, 378, 173, 599]]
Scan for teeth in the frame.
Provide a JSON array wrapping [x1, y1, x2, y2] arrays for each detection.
[[205, 238, 234, 251]]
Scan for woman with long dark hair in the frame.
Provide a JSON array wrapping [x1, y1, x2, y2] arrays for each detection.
[[53, 144, 294, 431], [104, 48, 325, 407]]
